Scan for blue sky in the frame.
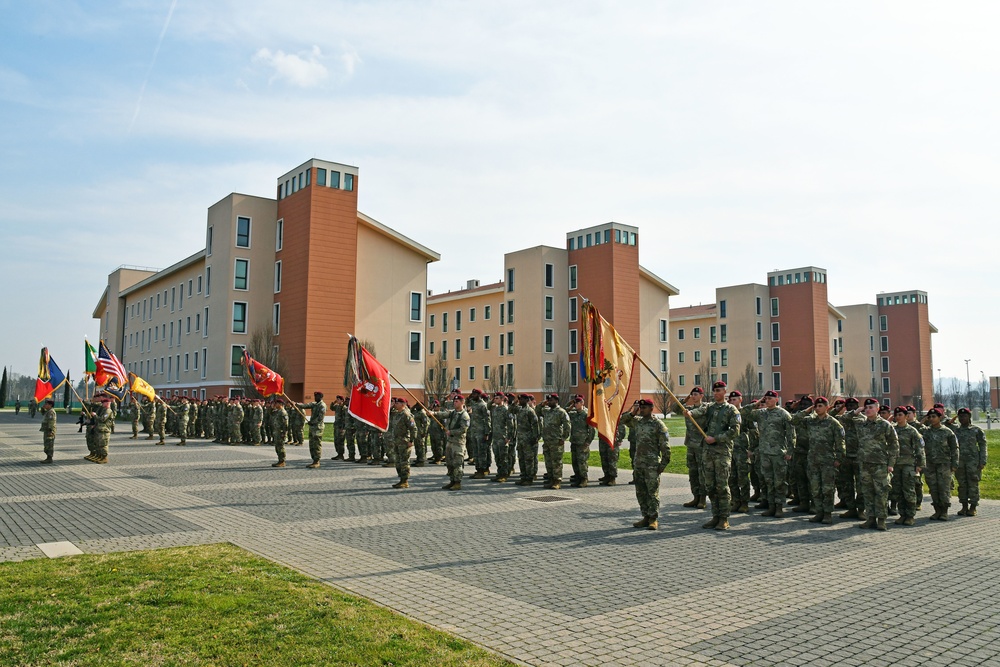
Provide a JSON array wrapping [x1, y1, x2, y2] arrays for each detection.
[[2, 1, 997, 389]]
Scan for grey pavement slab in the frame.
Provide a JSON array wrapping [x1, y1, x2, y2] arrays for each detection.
[[1, 411, 999, 666]]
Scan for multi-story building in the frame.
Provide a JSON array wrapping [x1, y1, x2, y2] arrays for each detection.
[[93, 158, 439, 401], [670, 268, 936, 408], [425, 223, 679, 403]]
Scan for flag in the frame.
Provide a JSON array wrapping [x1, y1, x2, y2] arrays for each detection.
[[84, 340, 98, 375], [104, 376, 127, 401], [580, 300, 637, 448], [95, 340, 127, 387], [242, 350, 285, 397], [129, 372, 156, 402], [344, 336, 391, 432], [34, 347, 67, 403]]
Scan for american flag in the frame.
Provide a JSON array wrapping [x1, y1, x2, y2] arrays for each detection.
[[96, 340, 128, 388]]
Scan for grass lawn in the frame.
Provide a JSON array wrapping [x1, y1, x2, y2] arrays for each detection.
[[0, 544, 516, 667]]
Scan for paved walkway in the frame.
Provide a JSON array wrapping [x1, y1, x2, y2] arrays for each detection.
[[1, 412, 999, 667]]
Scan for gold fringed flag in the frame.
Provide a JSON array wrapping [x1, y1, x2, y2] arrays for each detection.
[[581, 300, 636, 448], [128, 372, 156, 402]]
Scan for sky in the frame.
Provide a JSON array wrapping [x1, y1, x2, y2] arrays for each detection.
[[1, 1, 997, 387]]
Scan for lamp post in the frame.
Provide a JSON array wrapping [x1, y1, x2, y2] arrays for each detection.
[[965, 359, 971, 409], [936, 368, 942, 404]]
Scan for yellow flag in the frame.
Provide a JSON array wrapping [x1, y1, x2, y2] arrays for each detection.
[[129, 372, 156, 402], [581, 301, 637, 448]]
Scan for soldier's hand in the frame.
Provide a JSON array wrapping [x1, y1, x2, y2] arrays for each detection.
[[704, 435, 716, 444], [784, 454, 792, 461], [833, 460, 840, 468], [887, 466, 893, 474], [951, 467, 957, 474], [916, 467, 922, 474]]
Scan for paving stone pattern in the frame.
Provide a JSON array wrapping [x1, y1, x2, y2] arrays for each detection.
[[1, 412, 999, 667]]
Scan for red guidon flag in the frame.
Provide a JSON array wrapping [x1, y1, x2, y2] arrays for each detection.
[[242, 349, 285, 397], [344, 336, 391, 432]]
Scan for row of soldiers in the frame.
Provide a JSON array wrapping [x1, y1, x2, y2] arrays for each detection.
[[679, 382, 988, 532]]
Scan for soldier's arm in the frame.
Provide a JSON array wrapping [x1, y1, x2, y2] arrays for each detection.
[[886, 422, 899, 469], [783, 414, 796, 452], [949, 431, 960, 469], [978, 428, 988, 468], [715, 406, 740, 444], [833, 422, 846, 463], [657, 423, 671, 470], [915, 435, 926, 470]]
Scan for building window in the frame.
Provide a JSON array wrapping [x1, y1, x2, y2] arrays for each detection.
[[409, 332, 421, 361], [186, 317, 191, 334], [711, 350, 718, 368], [773, 372, 782, 392], [442, 312, 448, 333], [469, 336, 475, 352], [694, 374, 701, 387], [678, 328, 685, 340], [484, 305, 491, 320], [484, 335, 491, 350], [771, 322, 780, 341], [507, 300, 514, 323], [710, 326, 717, 344], [721, 349, 728, 367], [206, 267, 211, 296], [755, 296, 762, 316], [545, 263, 554, 288], [507, 268, 515, 292], [429, 314, 435, 328], [171, 286, 176, 312], [203, 307, 209, 337], [274, 261, 282, 293], [544, 296, 553, 320], [772, 347, 780, 367], [507, 332, 514, 355], [316, 169, 326, 187], [468, 366, 475, 381], [179, 283, 184, 309], [693, 327, 701, 339], [771, 298, 779, 317], [881, 336, 888, 352], [344, 173, 354, 191], [678, 351, 685, 363], [500, 303, 504, 325], [720, 324, 727, 343], [207, 226, 213, 256], [506, 363, 514, 387], [193, 350, 199, 371], [882, 356, 889, 373], [232, 302, 247, 334], [197, 275, 202, 294], [660, 350, 668, 373], [410, 292, 422, 322], [544, 361, 554, 387], [880, 315, 888, 331], [184, 353, 190, 372], [230, 346, 243, 377], [694, 351, 701, 362], [569, 265, 577, 290], [882, 377, 891, 394], [570, 362, 578, 387], [441, 340, 447, 360], [329, 171, 340, 188], [236, 216, 251, 248], [756, 321, 762, 341], [429, 341, 435, 355], [757, 347, 763, 366], [272, 303, 280, 334], [188, 279, 193, 297], [195, 312, 201, 331], [544, 328, 554, 353], [678, 375, 685, 387], [720, 300, 727, 318], [469, 307, 476, 323], [569, 297, 578, 322], [456, 309, 462, 331], [569, 329, 578, 355], [234, 259, 249, 290], [659, 319, 667, 343], [455, 338, 461, 360]]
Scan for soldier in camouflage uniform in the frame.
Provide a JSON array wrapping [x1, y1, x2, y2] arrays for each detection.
[[389, 398, 418, 488], [175, 397, 191, 446], [793, 396, 846, 524], [953, 408, 987, 516], [39, 399, 57, 464], [728, 390, 755, 513], [432, 394, 471, 490], [141, 400, 154, 437], [412, 402, 430, 467], [751, 390, 795, 517], [330, 396, 348, 460], [467, 390, 492, 479], [891, 406, 925, 525], [843, 398, 899, 530], [92, 397, 114, 463], [153, 399, 167, 445], [600, 421, 625, 486], [922, 407, 959, 520], [621, 399, 671, 530], [270, 398, 289, 467], [343, 400, 358, 461], [225, 398, 242, 445], [128, 401, 140, 439], [288, 402, 304, 445], [252, 399, 266, 445], [789, 396, 812, 512], [682, 387, 707, 508], [567, 395, 596, 487], [511, 394, 541, 485], [505, 392, 519, 473], [537, 393, 571, 489], [489, 393, 514, 482], [835, 397, 864, 517], [296, 392, 327, 468], [905, 406, 928, 510], [428, 400, 446, 464], [685, 381, 741, 530]]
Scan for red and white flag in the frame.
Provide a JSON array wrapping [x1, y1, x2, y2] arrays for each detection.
[[344, 337, 391, 432]]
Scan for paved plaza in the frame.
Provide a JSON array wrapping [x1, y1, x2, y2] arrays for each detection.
[[1, 412, 999, 666]]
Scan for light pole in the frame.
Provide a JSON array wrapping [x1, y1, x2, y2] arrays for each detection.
[[964, 359, 971, 409], [936, 368, 942, 404]]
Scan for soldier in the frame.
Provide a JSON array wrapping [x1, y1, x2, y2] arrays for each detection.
[[621, 399, 671, 530], [490, 393, 513, 482], [750, 390, 795, 518], [288, 402, 305, 445], [432, 393, 471, 490], [792, 396, 846, 525], [728, 390, 755, 513], [505, 392, 519, 474], [682, 387, 707, 508], [128, 401, 139, 439], [343, 399, 358, 461], [357, 418, 372, 463], [176, 396, 190, 446], [14, 398, 21, 415], [905, 405, 927, 511], [249, 399, 264, 446], [153, 399, 167, 445], [467, 389, 492, 479], [92, 397, 114, 464], [843, 398, 899, 530], [600, 420, 625, 486], [270, 398, 289, 467], [226, 398, 243, 445], [536, 393, 571, 490], [296, 392, 327, 468], [389, 398, 417, 488], [922, 407, 959, 520], [835, 397, 864, 518], [789, 396, 812, 513], [39, 399, 57, 464], [953, 407, 987, 516], [412, 402, 430, 467], [567, 395, 597, 488], [891, 406, 925, 526], [330, 396, 348, 461], [511, 394, 541, 485], [427, 400, 447, 464], [684, 381, 741, 530], [29, 398, 37, 418]]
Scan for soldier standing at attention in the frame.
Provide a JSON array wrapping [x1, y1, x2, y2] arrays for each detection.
[[789, 396, 813, 513], [427, 400, 445, 464], [270, 398, 289, 467], [953, 408, 987, 516], [490, 392, 513, 483], [537, 393, 571, 490], [412, 402, 430, 467], [600, 420, 626, 487], [226, 398, 243, 445], [389, 398, 417, 489], [792, 396, 846, 525], [176, 396, 190, 446], [296, 392, 327, 468], [835, 397, 864, 518], [685, 381, 741, 530], [433, 393, 471, 490], [891, 406, 925, 526], [621, 399, 671, 530], [467, 389, 492, 479], [39, 399, 57, 464], [922, 407, 959, 520], [512, 394, 541, 485], [342, 398, 358, 461], [92, 397, 114, 464], [288, 401, 304, 446], [682, 387, 707, 509], [330, 396, 348, 461], [250, 399, 265, 446], [727, 390, 754, 513], [154, 399, 167, 445], [844, 398, 899, 530], [751, 390, 795, 518], [567, 395, 597, 488], [905, 406, 928, 511]]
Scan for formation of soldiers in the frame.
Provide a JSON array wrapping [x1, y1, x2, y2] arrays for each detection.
[[678, 381, 988, 532]]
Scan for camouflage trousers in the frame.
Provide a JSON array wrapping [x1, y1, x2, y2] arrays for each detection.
[[247, 423, 261, 445], [924, 463, 953, 509], [686, 445, 704, 496], [308, 433, 323, 463], [94, 433, 110, 459], [759, 453, 788, 507], [43, 436, 55, 458], [518, 439, 539, 482], [273, 433, 286, 463], [542, 439, 565, 484], [493, 438, 511, 479], [344, 431, 356, 459], [334, 427, 346, 457], [508, 439, 518, 473], [790, 448, 809, 503], [395, 442, 413, 480], [570, 442, 591, 482], [131, 421, 139, 437], [445, 442, 466, 483], [837, 456, 864, 510], [860, 463, 891, 520], [413, 433, 427, 463], [227, 419, 241, 444], [728, 442, 751, 505], [956, 462, 982, 504], [204, 418, 215, 439], [749, 450, 761, 495], [156, 420, 166, 443], [702, 445, 733, 519], [599, 441, 619, 480], [179, 419, 189, 444], [357, 432, 370, 459], [890, 465, 919, 518], [807, 454, 837, 514], [634, 464, 662, 519], [430, 434, 445, 462], [471, 432, 491, 473]]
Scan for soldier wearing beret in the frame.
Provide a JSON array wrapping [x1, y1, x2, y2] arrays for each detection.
[[537, 393, 571, 489], [922, 408, 959, 520], [750, 390, 795, 518], [682, 387, 708, 509], [621, 399, 671, 530], [842, 398, 899, 530], [793, 396, 846, 525], [685, 381, 741, 530], [953, 407, 987, 517]]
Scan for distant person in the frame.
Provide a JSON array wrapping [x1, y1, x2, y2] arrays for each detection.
[[39, 399, 57, 464]]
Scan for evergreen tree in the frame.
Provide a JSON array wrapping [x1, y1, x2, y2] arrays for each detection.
[[0, 367, 7, 408]]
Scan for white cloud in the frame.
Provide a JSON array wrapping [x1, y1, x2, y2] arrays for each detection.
[[252, 45, 329, 87]]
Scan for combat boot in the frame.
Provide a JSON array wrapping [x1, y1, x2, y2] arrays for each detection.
[[516, 479, 532, 486], [550, 481, 561, 490], [307, 461, 320, 469], [441, 481, 455, 490], [821, 513, 833, 525], [957, 502, 968, 516], [840, 508, 858, 519], [888, 501, 898, 516], [929, 505, 941, 520], [968, 503, 978, 517], [792, 503, 811, 513], [696, 496, 707, 509], [597, 476, 608, 483], [715, 518, 730, 531], [605, 478, 616, 486], [857, 517, 876, 529], [834, 499, 848, 509], [702, 517, 719, 529], [735, 503, 749, 513], [937, 508, 949, 521], [773, 506, 784, 518], [755, 501, 770, 510], [40, 457, 53, 464], [682, 495, 700, 508], [875, 518, 887, 531], [749, 491, 761, 502], [94, 457, 107, 464], [856, 509, 867, 522], [412, 460, 425, 467], [392, 479, 409, 489], [272, 461, 286, 467], [809, 513, 824, 523], [762, 507, 776, 517], [632, 516, 649, 528], [331, 454, 344, 461], [577, 478, 588, 488], [450, 482, 462, 491], [902, 517, 915, 526], [647, 516, 659, 530]]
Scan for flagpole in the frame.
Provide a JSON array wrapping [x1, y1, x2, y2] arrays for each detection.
[[280, 392, 307, 417], [386, 370, 446, 430], [635, 354, 708, 439], [69, 385, 94, 418]]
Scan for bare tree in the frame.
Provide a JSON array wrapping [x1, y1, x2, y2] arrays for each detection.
[[486, 364, 516, 394], [947, 378, 964, 411], [424, 352, 451, 404], [734, 363, 760, 402], [544, 356, 572, 400], [654, 372, 677, 416], [843, 373, 859, 399], [696, 362, 711, 389], [238, 323, 288, 399], [814, 367, 834, 397]]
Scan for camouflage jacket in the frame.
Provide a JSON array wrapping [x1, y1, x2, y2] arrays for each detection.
[[490, 403, 513, 444], [40, 409, 56, 437], [297, 401, 327, 436], [388, 407, 417, 445], [95, 406, 114, 435], [752, 407, 795, 456], [954, 424, 987, 468], [536, 404, 571, 442], [270, 406, 288, 434], [333, 403, 349, 432], [792, 412, 845, 461], [620, 412, 670, 469], [683, 401, 707, 449], [837, 412, 860, 456], [845, 414, 899, 467], [567, 407, 596, 446], [688, 400, 741, 450], [511, 404, 540, 444], [922, 425, 958, 467], [433, 408, 471, 447], [468, 397, 492, 437], [413, 408, 430, 440], [893, 423, 925, 467]]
